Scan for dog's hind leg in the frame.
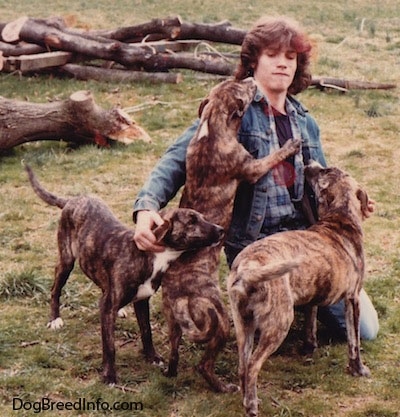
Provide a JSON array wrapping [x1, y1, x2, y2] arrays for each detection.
[[47, 248, 75, 329], [171, 295, 236, 392], [196, 328, 238, 393], [237, 324, 255, 397], [344, 295, 371, 377], [48, 216, 76, 330], [232, 304, 270, 417], [47, 261, 74, 330], [133, 298, 163, 366], [244, 328, 290, 417]]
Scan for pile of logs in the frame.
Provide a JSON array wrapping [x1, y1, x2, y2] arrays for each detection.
[[0, 16, 397, 150], [2, 16, 397, 89], [0, 16, 246, 83]]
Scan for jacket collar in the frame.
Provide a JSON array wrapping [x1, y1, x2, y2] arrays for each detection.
[[254, 88, 308, 117]]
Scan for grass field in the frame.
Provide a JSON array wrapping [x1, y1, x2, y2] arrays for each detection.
[[1, 1, 399, 416]]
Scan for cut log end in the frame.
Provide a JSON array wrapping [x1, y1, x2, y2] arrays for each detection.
[[1, 16, 29, 43], [70, 90, 93, 103], [108, 122, 152, 144]]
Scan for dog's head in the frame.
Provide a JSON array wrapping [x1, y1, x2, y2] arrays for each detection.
[[196, 77, 257, 141], [153, 208, 224, 251], [305, 161, 371, 221]]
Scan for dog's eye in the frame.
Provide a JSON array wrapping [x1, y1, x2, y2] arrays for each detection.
[[189, 214, 198, 225]]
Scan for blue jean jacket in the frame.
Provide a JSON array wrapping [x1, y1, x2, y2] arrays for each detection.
[[133, 88, 326, 251]]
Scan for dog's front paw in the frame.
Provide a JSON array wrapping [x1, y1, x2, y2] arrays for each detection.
[[102, 372, 117, 385], [163, 366, 178, 378], [152, 356, 165, 368], [281, 138, 302, 156], [47, 317, 64, 330], [117, 308, 128, 318], [143, 350, 164, 368], [301, 340, 318, 355]]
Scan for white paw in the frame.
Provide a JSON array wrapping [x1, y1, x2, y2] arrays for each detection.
[[47, 317, 64, 330], [117, 308, 128, 318]]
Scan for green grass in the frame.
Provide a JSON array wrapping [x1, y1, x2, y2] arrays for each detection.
[[1, 1, 400, 416]]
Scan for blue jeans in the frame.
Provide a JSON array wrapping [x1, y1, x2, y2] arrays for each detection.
[[319, 288, 379, 340]]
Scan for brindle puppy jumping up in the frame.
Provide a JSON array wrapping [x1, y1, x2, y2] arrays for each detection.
[[160, 77, 301, 392]]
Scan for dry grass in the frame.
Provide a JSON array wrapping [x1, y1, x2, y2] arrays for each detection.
[[1, 1, 400, 416]]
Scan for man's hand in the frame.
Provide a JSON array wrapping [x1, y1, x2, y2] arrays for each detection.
[[133, 210, 166, 252]]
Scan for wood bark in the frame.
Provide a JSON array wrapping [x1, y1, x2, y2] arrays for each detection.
[[1, 17, 235, 75], [0, 41, 46, 56], [59, 63, 183, 84], [311, 77, 397, 91], [91, 16, 247, 44], [0, 90, 151, 150]]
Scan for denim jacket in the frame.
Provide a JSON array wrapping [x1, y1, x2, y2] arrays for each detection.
[[133, 88, 327, 257]]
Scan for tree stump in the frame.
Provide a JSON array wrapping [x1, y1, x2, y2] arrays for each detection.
[[0, 90, 151, 150]]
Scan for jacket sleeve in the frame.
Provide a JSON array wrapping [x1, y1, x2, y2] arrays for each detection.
[[133, 120, 199, 217], [305, 113, 327, 167]]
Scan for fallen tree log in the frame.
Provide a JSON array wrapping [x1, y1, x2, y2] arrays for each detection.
[[1, 17, 235, 75], [0, 90, 151, 150], [311, 77, 397, 91], [0, 41, 46, 56], [92, 16, 247, 44], [59, 63, 183, 83]]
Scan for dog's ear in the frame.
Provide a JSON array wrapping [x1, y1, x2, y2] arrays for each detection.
[[196, 119, 209, 141], [153, 220, 171, 243], [357, 188, 370, 219], [196, 98, 211, 141], [198, 98, 209, 118]]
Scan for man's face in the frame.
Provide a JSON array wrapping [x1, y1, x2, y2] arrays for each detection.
[[253, 47, 298, 96]]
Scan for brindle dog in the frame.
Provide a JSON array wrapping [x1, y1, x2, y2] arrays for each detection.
[[228, 161, 372, 417], [25, 164, 224, 384], [160, 77, 301, 392]]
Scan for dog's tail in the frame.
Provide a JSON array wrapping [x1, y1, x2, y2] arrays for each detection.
[[233, 259, 300, 289], [173, 296, 229, 343], [24, 164, 68, 209]]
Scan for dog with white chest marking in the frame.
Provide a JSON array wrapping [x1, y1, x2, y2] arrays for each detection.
[[25, 164, 224, 384], [228, 161, 372, 417]]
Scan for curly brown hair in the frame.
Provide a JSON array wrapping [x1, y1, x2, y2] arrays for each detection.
[[235, 16, 313, 95]]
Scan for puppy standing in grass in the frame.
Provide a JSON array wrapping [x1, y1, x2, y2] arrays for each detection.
[[25, 164, 225, 384], [228, 162, 372, 417]]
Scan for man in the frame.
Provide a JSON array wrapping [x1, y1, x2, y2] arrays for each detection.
[[132, 16, 379, 340]]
